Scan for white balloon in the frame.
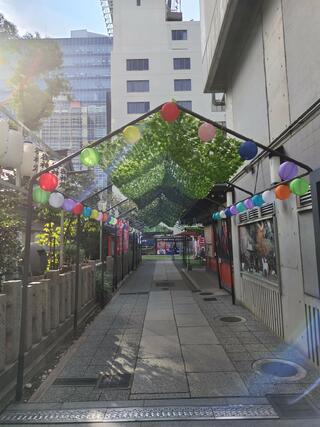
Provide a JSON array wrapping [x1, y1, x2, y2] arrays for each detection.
[[49, 192, 64, 209], [262, 190, 275, 204], [220, 209, 226, 219]]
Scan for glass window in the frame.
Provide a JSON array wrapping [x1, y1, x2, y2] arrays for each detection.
[[127, 80, 150, 92], [177, 100, 192, 110], [174, 79, 191, 91], [172, 30, 188, 40], [173, 58, 191, 70], [126, 59, 149, 71], [127, 102, 150, 114]]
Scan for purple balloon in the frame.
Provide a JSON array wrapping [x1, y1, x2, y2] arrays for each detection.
[[279, 161, 298, 181], [244, 198, 254, 209], [63, 198, 76, 212], [230, 205, 238, 215]]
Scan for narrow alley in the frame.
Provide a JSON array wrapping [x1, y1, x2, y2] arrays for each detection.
[[2, 259, 320, 425]]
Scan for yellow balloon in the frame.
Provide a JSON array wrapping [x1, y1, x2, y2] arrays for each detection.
[[123, 126, 141, 144], [91, 209, 99, 219]]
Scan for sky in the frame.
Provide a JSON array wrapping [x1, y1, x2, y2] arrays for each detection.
[[0, 0, 200, 38]]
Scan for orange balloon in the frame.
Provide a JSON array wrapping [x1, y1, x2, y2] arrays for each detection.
[[275, 184, 291, 200]]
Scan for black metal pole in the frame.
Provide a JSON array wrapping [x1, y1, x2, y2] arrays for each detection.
[[100, 221, 105, 307], [73, 216, 81, 336], [226, 216, 236, 305], [16, 182, 34, 401], [121, 225, 125, 281], [106, 198, 128, 212], [212, 223, 222, 290], [113, 225, 118, 291]]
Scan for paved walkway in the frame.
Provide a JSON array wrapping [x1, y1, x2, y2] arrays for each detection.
[[3, 259, 320, 425]]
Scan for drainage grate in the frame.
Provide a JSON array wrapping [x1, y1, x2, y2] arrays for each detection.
[[0, 404, 279, 424], [219, 316, 246, 323], [253, 359, 307, 381], [267, 394, 320, 419], [53, 378, 97, 386], [203, 297, 217, 301], [156, 281, 175, 287], [97, 373, 132, 389]]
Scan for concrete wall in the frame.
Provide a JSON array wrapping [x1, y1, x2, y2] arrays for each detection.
[[200, 0, 320, 368], [111, 0, 224, 130]]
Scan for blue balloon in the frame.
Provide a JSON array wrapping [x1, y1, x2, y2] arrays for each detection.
[[236, 202, 246, 213], [252, 194, 264, 207], [83, 206, 92, 218], [224, 208, 232, 218], [239, 141, 258, 160]]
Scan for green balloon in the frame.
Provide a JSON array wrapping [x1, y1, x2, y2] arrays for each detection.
[[289, 178, 309, 196], [80, 147, 100, 167], [33, 186, 50, 204]]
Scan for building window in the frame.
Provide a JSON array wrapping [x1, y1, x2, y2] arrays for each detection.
[[127, 102, 150, 114], [127, 80, 150, 92], [174, 79, 191, 91], [172, 30, 188, 41], [177, 100, 192, 110], [126, 58, 149, 71], [173, 58, 191, 70]]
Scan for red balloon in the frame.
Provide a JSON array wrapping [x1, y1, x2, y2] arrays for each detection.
[[102, 213, 108, 222], [160, 102, 180, 122], [39, 173, 58, 192], [72, 202, 84, 216]]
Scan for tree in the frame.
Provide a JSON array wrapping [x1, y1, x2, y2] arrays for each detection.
[[0, 14, 69, 130]]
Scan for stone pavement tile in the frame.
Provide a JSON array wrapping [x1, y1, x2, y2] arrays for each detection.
[[132, 357, 189, 394], [143, 320, 177, 336], [171, 290, 192, 297], [227, 324, 249, 332], [188, 372, 249, 397], [173, 297, 195, 305], [99, 389, 130, 401], [236, 332, 261, 344], [38, 386, 76, 403], [69, 386, 102, 402], [175, 314, 209, 327], [232, 360, 255, 372], [84, 365, 108, 377], [244, 343, 269, 352], [131, 392, 190, 400], [228, 351, 254, 362], [222, 344, 247, 353], [217, 336, 241, 345], [178, 326, 219, 345], [139, 335, 181, 358], [59, 364, 88, 378], [181, 345, 235, 372], [145, 309, 175, 321], [249, 351, 275, 359], [173, 304, 201, 314]]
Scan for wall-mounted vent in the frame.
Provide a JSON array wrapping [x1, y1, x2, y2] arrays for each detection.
[[298, 189, 312, 209], [261, 203, 274, 217], [248, 208, 259, 220], [239, 212, 248, 223], [305, 303, 320, 367]]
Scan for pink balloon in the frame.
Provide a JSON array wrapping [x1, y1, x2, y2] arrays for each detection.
[[198, 123, 216, 142]]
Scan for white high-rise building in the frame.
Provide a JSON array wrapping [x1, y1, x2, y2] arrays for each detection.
[[108, 0, 225, 130]]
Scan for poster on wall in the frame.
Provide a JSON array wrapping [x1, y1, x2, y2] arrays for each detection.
[[239, 218, 279, 284], [215, 221, 230, 261]]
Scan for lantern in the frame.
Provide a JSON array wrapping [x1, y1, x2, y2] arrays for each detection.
[[80, 147, 100, 167], [252, 194, 264, 207], [289, 178, 309, 196], [224, 208, 232, 218], [239, 141, 258, 160], [198, 123, 216, 142], [72, 202, 84, 216], [160, 102, 180, 122], [220, 210, 226, 219], [21, 142, 36, 177], [49, 192, 64, 209], [83, 206, 92, 218], [0, 127, 23, 169], [230, 205, 238, 216], [91, 209, 99, 219], [39, 172, 58, 192], [278, 161, 298, 181], [236, 202, 246, 213], [33, 186, 50, 204], [123, 126, 141, 144], [262, 190, 275, 204], [275, 184, 291, 200], [244, 198, 254, 209], [63, 198, 76, 212]]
